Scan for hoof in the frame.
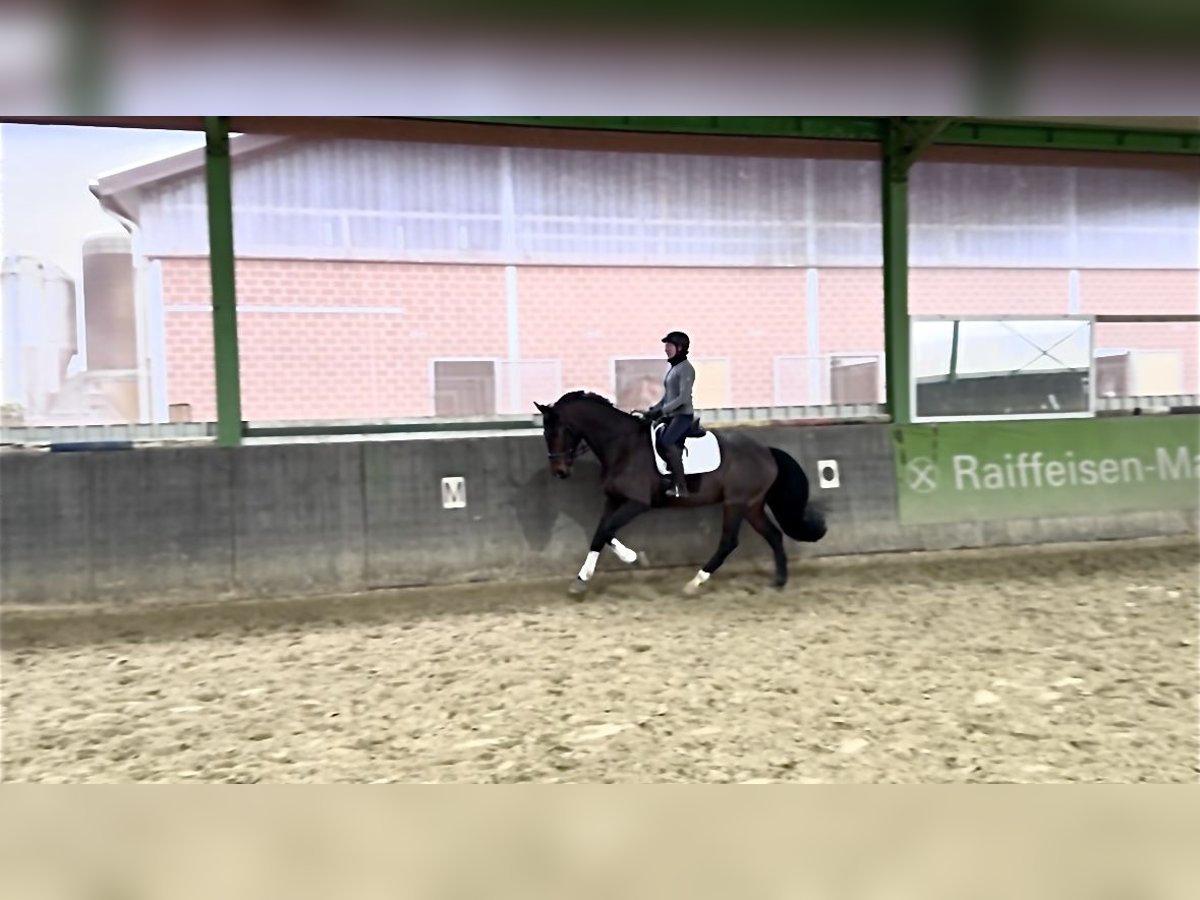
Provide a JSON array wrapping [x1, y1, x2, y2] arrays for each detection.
[[633, 552, 648, 568], [569, 578, 589, 596], [774, 575, 788, 590], [682, 570, 711, 596]]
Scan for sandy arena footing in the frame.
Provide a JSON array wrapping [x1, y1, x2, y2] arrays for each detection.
[[2, 536, 1197, 783]]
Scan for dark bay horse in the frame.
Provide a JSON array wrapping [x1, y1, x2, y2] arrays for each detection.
[[534, 391, 827, 595]]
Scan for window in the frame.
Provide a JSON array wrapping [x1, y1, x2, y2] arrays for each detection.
[[433, 360, 496, 417], [613, 359, 665, 411], [829, 355, 881, 404], [691, 359, 731, 409], [772, 356, 823, 406], [1129, 350, 1184, 396], [774, 355, 881, 406], [1094, 351, 1130, 398], [432, 358, 562, 417], [911, 317, 1094, 420], [613, 358, 730, 411], [1095, 349, 1185, 397]]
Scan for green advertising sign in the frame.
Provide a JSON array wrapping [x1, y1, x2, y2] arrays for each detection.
[[892, 415, 1200, 524]]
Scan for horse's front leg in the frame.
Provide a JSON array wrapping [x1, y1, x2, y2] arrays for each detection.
[[607, 536, 643, 566], [571, 497, 650, 595], [606, 492, 647, 567]]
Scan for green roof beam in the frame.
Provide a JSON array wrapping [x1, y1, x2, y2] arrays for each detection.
[[415, 116, 1199, 155]]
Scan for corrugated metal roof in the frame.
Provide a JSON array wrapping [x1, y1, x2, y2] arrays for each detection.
[[96, 135, 1198, 270], [90, 134, 290, 222]]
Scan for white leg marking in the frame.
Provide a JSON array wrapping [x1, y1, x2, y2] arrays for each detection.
[[609, 538, 638, 564], [578, 550, 600, 582], [684, 570, 711, 593]]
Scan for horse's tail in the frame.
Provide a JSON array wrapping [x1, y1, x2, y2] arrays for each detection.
[[766, 447, 827, 543]]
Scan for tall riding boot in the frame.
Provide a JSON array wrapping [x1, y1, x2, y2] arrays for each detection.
[[662, 443, 689, 498]]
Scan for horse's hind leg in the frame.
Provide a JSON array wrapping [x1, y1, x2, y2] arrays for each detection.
[[745, 502, 787, 588], [684, 503, 746, 594]]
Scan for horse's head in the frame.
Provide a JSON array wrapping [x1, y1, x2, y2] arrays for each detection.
[[535, 400, 586, 479]]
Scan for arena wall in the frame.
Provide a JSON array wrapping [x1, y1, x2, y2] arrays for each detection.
[[2, 416, 1197, 605]]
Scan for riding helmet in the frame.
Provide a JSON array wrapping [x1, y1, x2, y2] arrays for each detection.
[[661, 330, 690, 353]]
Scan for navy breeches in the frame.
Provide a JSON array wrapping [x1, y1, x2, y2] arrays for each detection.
[[659, 414, 694, 449]]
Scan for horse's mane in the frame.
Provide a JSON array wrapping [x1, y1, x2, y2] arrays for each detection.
[[557, 390, 616, 408], [552, 390, 646, 425]]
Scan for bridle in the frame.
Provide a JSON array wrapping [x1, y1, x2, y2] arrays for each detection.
[[546, 425, 591, 462], [547, 442, 590, 462]]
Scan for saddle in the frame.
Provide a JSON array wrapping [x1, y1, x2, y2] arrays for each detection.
[[650, 418, 721, 476], [649, 414, 706, 439]]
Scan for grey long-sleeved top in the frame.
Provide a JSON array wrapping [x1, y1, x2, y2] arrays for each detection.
[[649, 357, 696, 418]]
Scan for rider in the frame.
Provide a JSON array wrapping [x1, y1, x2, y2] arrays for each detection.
[[640, 330, 697, 499]]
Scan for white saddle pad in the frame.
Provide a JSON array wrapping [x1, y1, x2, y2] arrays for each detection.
[[652, 423, 722, 476]]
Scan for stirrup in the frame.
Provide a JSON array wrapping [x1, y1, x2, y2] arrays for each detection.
[[666, 480, 688, 498]]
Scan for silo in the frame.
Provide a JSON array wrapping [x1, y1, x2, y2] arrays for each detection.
[[1, 256, 78, 416], [1, 257, 25, 407], [82, 233, 136, 371]]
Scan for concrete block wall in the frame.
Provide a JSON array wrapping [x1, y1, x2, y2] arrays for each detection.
[[2, 420, 1195, 606], [0, 424, 883, 604]]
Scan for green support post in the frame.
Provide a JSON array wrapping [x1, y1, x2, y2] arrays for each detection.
[[66, 0, 105, 114], [204, 116, 243, 446], [882, 123, 913, 425], [881, 118, 952, 424]]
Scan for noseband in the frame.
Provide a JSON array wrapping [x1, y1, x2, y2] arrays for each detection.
[[548, 442, 590, 462], [546, 425, 590, 462]]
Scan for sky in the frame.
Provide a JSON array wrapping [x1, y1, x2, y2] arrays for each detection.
[[1, 123, 204, 285]]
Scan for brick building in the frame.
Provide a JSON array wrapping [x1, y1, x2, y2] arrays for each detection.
[[91, 134, 1199, 422]]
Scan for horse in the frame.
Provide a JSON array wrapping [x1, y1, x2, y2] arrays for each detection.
[[534, 390, 827, 596]]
